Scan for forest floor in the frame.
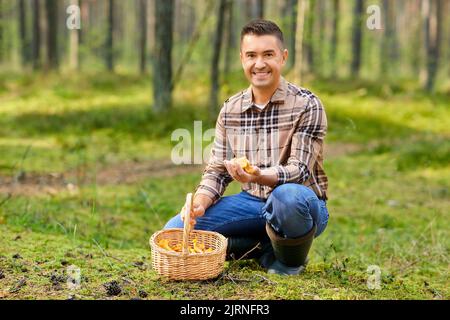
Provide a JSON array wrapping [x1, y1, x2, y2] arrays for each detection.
[[0, 72, 448, 299]]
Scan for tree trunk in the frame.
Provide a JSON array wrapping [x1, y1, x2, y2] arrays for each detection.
[[147, 0, 155, 61], [305, 0, 315, 73], [286, 0, 297, 69], [31, 0, 41, 70], [256, 0, 264, 18], [351, 0, 364, 76], [138, 0, 147, 74], [409, 0, 422, 76], [79, 0, 87, 69], [293, 0, 306, 85], [330, 0, 339, 77], [45, 0, 58, 70], [0, 0, 3, 62], [244, 0, 253, 21], [69, 0, 80, 71], [153, 0, 174, 112], [380, 0, 399, 78], [423, 0, 443, 91], [18, 0, 29, 66], [209, 0, 227, 120], [224, 0, 234, 76], [316, 0, 326, 76], [106, 0, 114, 72]]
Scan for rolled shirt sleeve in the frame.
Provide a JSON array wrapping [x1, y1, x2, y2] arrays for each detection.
[[195, 106, 233, 203]]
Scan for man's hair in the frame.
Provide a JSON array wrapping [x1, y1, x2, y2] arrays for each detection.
[[240, 19, 284, 48]]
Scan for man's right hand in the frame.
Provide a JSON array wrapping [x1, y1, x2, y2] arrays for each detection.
[[180, 194, 211, 228]]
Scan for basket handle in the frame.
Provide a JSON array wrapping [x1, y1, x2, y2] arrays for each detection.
[[182, 193, 193, 255]]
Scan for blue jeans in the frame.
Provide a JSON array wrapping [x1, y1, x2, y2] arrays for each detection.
[[164, 184, 329, 239]]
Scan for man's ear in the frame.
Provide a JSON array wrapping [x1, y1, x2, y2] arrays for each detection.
[[282, 49, 288, 65]]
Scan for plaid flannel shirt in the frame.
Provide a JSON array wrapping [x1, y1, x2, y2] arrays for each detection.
[[196, 77, 328, 203]]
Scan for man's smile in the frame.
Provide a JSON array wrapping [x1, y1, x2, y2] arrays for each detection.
[[252, 71, 271, 79]]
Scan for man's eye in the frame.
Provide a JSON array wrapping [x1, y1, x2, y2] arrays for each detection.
[[265, 53, 273, 57]]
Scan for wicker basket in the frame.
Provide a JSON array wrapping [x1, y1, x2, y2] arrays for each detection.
[[149, 193, 228, 280]]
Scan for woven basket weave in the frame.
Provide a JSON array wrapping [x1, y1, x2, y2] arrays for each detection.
[[149, 193, 228, 280]]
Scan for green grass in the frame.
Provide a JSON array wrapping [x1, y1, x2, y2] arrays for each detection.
[[0, 72, 449, 299]]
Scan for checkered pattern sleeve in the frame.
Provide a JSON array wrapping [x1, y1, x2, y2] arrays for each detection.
[[271, 96, 327, 185], [195, 106, 233, 203]]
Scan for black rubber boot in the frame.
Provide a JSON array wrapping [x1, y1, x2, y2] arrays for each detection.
[[265, 223, 316, 275], [226, 237, 266, 261]]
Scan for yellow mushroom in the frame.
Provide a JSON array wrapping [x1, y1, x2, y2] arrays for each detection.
[[234, 156, 257, 174]]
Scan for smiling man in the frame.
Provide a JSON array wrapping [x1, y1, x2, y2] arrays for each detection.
[[164, 20, 329, 276]]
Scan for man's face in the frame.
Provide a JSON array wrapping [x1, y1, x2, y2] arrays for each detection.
[[240, 34, 288, 90]]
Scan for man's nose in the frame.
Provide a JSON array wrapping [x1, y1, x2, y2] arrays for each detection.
[[254, 56, 266, 69]]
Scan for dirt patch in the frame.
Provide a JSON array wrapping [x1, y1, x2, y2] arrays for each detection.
[[94, 160, 203, 185], [0, 142, 365, 197], [323, 142, 365, 159], [0, 160, 203, 197]]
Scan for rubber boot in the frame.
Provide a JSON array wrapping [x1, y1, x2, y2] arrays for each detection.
[[226, 237, 265, 261], [265, 223, 316, 276]]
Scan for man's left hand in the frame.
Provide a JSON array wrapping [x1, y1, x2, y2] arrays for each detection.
[[224, 160, 261, 184]]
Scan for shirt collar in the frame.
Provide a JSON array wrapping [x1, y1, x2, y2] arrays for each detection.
[[242, 77, 288, 112]]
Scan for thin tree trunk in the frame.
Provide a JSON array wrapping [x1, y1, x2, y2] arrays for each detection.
[[287, 0, 297, 69], [0, 0, 3, 62], [224, 0, 234, 76], [79, 0, 87, 70], [18, 0, 29, 66], [245, 0, 253, 21], [351, 0, 364, 76], [0, 0, 4, 62], [256, 0, 264, 18], [330, 0, 339, 77], [147, 0, 155, 60], [153, 0, 174, 112], [316, 0, 326, 76], [293, 0, 306, 85], [138, 0, 147, 74], [305, 0, 315, 73], [31, 0, 41, 70], [105, 0, 114, 72], [423, 0, 443, 91], [69, 0, 79, 71], [409, 0, 422, 76], [209, 0, 227, 120], [45, 0, 58, 70], [380, 0, 399, 78]]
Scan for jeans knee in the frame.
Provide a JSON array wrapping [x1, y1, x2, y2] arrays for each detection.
[[265, 184, 317, 238], [271, 184, 315, 214]]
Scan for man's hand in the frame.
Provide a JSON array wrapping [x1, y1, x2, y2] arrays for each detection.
[[180, 194, 210, 228], [224, 159, 261, 184], [180, 202, 205, 228]]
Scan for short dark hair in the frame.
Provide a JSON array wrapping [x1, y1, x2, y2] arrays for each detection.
[[240, 19, 284, 48]]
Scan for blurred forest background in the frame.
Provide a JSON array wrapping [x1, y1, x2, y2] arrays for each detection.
[[0, 0, 448, 103], [0, 0, 448, 300]]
